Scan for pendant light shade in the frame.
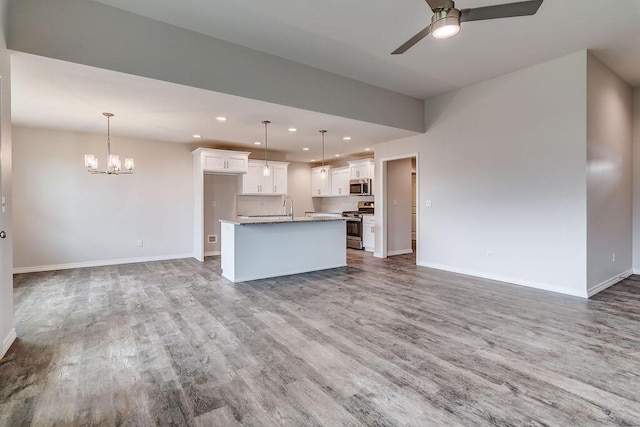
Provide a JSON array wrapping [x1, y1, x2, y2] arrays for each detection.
[[84, 112, 134, 175], [262, 120, 271, 177], [319, 130, 327, 179]]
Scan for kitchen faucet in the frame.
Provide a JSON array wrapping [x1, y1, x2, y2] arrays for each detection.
[[282, 195, 294, 221]]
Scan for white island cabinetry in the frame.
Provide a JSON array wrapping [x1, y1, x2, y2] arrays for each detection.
[[221, 217, 347, 282]]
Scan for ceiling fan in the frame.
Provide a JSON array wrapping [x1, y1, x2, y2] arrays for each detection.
[[391, 0, 543, 55]]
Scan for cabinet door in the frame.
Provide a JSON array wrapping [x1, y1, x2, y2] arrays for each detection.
[[261, 166, 274, 194], [242, 162, 262, 194], [204, 154, 226, 171], [362, 215, 375, 252], [272, 164, 288, 195], [226, 155, 248, 172], [340, 169, 350, 195], [312, 168, 331, 196], [331, 169, 342, 196]]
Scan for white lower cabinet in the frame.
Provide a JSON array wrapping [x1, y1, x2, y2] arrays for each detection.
[[239, 160, 289, 195], [362, 214, 375, 252]]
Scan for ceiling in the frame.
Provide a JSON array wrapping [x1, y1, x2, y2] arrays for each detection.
[[11, 52, 414, 162], [11, 0, 640, 161]]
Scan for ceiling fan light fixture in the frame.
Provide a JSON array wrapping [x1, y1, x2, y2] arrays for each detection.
[[431, 9, 460, 39]]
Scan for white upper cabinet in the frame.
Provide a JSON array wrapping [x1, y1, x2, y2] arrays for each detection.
[[272, 163, 288, 195], [239, 160, 288, 195], [349, 159, 374, 180], [195, 148, 250, 174], [331, 167, 350, 197], [311, 166, 332, 197]]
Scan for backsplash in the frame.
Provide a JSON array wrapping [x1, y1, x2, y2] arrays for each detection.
[[237, 195, 287, 216], [313, 195, 374, 213]]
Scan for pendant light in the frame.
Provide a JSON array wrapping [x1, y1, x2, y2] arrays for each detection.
[[262, 120, 271, 177], [84, 112, 134, 175], [319, 130, 327, 179]]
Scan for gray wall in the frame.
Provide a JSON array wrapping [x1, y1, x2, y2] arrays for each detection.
[[12, 127, 194, 270], [203, 174, 237, 255], [0, 0, 14, 358], [633, 89, 640, 273], [375, 51, 589, 297], [586, 53, 633, 293], [386, 158, 412, 255]]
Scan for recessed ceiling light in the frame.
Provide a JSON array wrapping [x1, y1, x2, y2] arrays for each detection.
[[343, 136, 351, 141], [303, 147, 310, 151], [192, 134, 202, 139], [254, 141, 262, 145], [216, 116, 227, 121], [364, 148, 371, 151], [334, 154, 341, 157], [288, 128, 297, 132]]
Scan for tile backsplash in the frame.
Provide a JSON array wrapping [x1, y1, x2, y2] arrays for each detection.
[[237, 195, 287, 216], [313, 195, 374, 213]]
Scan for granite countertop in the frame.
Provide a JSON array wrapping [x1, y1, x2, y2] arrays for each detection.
[[221, 217, 347, 225]]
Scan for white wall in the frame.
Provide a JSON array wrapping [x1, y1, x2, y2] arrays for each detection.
[[203, 174, 237, 255], [12, 126, 194, 271], [375, 51, 589, 297], [0, 0, 15, 358], [386, 158, 412, 255], [586, 54, 633, 294], [634, 89, 640, 273]]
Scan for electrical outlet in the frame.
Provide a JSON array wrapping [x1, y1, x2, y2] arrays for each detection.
[[212, 201, 217, 208], [486, 250, 494, 259], [137, 240, 143, 247], [612, 253, 616, 263], [208, 235, 217, 244], [425, 200, 432, 207]]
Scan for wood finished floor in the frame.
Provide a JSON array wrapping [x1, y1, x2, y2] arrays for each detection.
[[1, 251, 639, 426]]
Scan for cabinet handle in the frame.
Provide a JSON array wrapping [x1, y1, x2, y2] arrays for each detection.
[[371, 226, 375, 233], [274, 186, 276, 193]]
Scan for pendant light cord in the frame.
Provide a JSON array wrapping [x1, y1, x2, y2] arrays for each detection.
[[262, 120, 270, 166], [320, 130, 327, 170]]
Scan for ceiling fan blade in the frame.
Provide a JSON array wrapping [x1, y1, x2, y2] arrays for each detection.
[[391, 25, 432, 55], [460, 0, 542, 22]]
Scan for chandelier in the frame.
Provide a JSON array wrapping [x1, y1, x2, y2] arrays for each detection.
[[84, 112, 134, 175]]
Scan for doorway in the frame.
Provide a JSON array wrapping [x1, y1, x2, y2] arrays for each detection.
[[378, 153, 419, 263]]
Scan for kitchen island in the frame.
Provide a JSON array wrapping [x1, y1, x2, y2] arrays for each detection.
[[220, 217, 347, 283]]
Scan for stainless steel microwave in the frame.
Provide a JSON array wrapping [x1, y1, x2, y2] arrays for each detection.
[[349, 179, 371, 196]]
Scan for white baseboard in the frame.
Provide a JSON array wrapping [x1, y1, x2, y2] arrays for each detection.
[[13, 253, 194, 274], [417, 260, 588, 298], [204, 251, 221, 257], [387, 249, 413, 256], [633, 268, 640, 275], [2, 328, 16, 358], [587, 269, 632, 297]]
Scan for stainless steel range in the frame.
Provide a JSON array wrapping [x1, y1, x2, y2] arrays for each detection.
[[342, 201, 374, 249]]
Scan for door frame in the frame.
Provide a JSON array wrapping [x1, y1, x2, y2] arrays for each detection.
[[376, 152, 419, 262]]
